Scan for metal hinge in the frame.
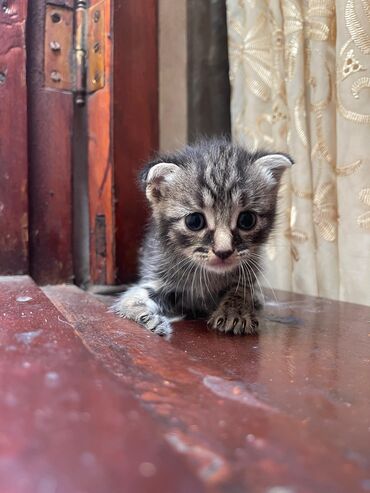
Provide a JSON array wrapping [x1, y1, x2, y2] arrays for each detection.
[[44, 1, 105, 106]]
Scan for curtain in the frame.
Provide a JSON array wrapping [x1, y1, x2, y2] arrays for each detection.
[[227, 0, 370, 306]]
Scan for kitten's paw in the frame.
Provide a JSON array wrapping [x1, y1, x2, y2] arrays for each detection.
[[111, 288, 172, 336], [208, 307, 259, 335], [137, 312, 172, 336], [114, 304, 172, 336]]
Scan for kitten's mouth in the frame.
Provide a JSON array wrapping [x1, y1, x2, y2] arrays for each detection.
[[206, 257, 238, 273]]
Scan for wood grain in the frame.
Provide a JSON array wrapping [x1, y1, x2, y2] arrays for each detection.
[[27, 0, 74, 284], [87, 0, 115, 285], [0, 1, 28, 274], [46, 286, 370, 493], [113, 0, 159, 283], [0, 276, 203, 493]]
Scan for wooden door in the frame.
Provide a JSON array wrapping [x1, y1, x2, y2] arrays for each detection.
[[0, 1, 29, 275], [0, 0, 159, 287]]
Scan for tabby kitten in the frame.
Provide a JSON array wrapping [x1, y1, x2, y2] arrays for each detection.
[[113, 138, 292, 336]]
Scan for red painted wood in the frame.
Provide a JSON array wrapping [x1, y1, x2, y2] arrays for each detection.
[[45, 286, 370, 493], [0, 276, 203, 493], [27, 0, 74, 284], [113, 0, 159, 283], [87, 0, 115, 285], [0, 1, 28, 274]]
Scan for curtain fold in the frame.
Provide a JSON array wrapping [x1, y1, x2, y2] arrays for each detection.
[[227, 0, 370, 305]]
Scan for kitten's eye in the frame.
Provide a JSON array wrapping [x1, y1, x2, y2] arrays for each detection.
[[185, 212, 206, 231], [237, 211, 257, 231]]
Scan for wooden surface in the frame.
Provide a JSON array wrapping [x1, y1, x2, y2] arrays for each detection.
[[27, 0, 74, 284], [0, 276, 201, 493], [40, 283, 370, 492], [0, 1, 28, 274], [113, 0, 159, 283], [87, 0, 115, 285]]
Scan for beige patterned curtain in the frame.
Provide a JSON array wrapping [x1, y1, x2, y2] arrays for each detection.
[[227, 0, 370, 306]]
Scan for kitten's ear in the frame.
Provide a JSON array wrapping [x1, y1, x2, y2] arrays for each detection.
[[254, 153, 293, 185], [143, 162, 179, 202]]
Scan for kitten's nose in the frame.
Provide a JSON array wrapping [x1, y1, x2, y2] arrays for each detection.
[[213, 249, 234, 260]]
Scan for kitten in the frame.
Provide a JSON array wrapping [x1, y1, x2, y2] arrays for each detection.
[[112, 138, 293, 336]]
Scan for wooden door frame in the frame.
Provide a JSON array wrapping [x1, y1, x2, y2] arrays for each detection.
[[0, 2, 29, 275], [113, 0, 159, 283], [27, 0, 75, 284], [1, 0, 159, 286]]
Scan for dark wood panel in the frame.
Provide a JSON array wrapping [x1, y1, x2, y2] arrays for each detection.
[[46, 286, 370, 493], [87, 0, 115, 285], [27, 0, 74, 284], [0, 276, 203, 493], [113, 0, 159, 283], [187, 0, 231, 141], [48, 0, 74, 6], [0, 1, 28, 274]]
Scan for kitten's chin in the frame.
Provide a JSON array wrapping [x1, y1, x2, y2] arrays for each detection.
[[205, 259, 238, 274]]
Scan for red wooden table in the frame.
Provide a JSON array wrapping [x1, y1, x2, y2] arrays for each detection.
[[1, 276, 369, 492]]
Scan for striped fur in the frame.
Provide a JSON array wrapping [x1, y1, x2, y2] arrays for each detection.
[[113, 138, 292, 336]]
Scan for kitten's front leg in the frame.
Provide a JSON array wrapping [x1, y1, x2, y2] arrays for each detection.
[[208, 287, 259, 335], [112, 284, 172, 336]]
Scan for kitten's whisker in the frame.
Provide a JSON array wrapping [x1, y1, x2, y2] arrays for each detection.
[[188, 263, 198, 312], [168, 258, 191, 279], [243, 259, 264, 307], [190, 264, 200, 310], [156, 257, 190, 281], [235, 265, 242, 295], [200, 263, 212, 305], [162, 256, 190, 274], [240, 262, 247, 305], [204, 267, 217, 306], [248, 256, 277, 304], [245, 262, 257, 310], [168, 262, 193, 286], [243, 261, 254, 307], [179, 265, 191, 315], [172, 260, 194, 314], [181, 262, 196, 312], [199, 266, 206, 303]]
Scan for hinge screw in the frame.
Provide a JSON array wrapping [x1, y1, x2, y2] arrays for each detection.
[[50, 41, 61, 52], [93, 72, 101, 84], [1, 1, 9, 13], [93, 10, 101, 22], [50, 70, 61, 83], [93, 42, 100, 53], [0, 71, 6, 84], [51, 12, 61, 23], [75, 94, 85, 107]]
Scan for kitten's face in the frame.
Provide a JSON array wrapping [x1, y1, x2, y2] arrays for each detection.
[[143, 141, 292, 274], [168, 206, 262, 274]]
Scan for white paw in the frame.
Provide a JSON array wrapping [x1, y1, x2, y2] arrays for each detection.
[[137, 312, 172, 336], [111, 294, 172, 336], [208, 306, 259, 335]]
